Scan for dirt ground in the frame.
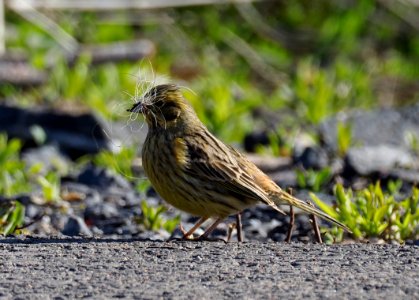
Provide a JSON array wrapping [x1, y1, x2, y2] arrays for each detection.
[[0, 237, 418, 299]]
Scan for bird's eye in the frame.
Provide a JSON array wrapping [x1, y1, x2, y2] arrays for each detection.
[[163, 106, 180, 121]]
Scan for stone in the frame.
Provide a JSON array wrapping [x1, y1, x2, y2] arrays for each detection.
[[345, 145, 414, 175], [22, 145, 70, 174], [84, 202, 120, 220], [320, 104, 419, 152], [62, 215, 92, 237], [243, 131, 270, 153], [389, 168, 419, 184], [76, 165, 130, 189], [0, 104, 109, 159], [293, 146, 329, 170]]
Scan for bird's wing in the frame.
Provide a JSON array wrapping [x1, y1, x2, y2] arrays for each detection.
[[178, 135, 279, 209]]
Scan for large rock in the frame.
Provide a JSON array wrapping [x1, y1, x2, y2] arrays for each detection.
[[346, 145, 414, 175], [0, 104, 109, 159], [320, 104, 419, 151]]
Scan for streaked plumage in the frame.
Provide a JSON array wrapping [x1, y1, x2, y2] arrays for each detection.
[[129, 84, 349, 239]]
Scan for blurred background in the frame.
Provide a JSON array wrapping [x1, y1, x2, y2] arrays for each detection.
[[0, 0, 418, 243]]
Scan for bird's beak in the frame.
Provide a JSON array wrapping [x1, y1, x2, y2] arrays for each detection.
[[127, 102, 145, 113]]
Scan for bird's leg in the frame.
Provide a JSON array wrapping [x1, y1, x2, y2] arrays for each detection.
[[286, 188, 295, 243], [307, 201, 323, 244], [178, 223, 188, 236], [180, 217, 208, 240], [236, 212, 243, 242], [226, 212, 244, 242], [226, 222, 236, 242], [285, 205, 295, 243], [198, 218, 223, 240]]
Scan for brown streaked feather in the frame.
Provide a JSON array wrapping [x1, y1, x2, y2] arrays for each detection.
[[180, 132, 286, 215]]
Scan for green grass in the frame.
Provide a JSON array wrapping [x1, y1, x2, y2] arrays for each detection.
[[0, 135, 31, 197], [136, 201, 180, 234], [90, 145, 138, 179], [311, 182, 419, 244], [0, 200, 25, 236], [296, 168, 332, 193], [0, 134, 63, 202]]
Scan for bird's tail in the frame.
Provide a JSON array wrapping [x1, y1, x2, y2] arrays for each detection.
[[270, 189, 351, 233]]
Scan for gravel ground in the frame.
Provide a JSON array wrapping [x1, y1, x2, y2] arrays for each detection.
[[0, 237, 418, 299]]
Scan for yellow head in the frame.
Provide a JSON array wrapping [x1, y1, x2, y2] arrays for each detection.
[[128, 84, 198, 130]]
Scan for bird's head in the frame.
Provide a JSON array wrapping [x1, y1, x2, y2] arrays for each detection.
[[128, 84, 198, 130]]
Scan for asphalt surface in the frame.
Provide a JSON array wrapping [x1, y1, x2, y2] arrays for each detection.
[[0, 237, 418, 299]]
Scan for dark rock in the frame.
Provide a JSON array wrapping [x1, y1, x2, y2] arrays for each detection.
[[62, 215, 92, 237], [0, 104, 109, 159], [243, 205, 279, 224], [0, 195, 32, 206], [243, 131, 270, 153], [267, 221, 288, 236], [115, 222, 141, 237], [49, 211, 72, 233], [294, 146, 329, 170], [84, 202, 120, 220], [293, 133, 317, 158], [405, 240, 419, 246], [267, 231, 287, 242], [345, 145, 414, 176], [146, 186, 158, 198], [77, 165, 131, 189], [97, 219, 129, 235]]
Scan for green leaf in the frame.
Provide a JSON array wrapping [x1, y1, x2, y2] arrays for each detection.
[[29, 125, 47, 145], [310, 192, 338, 219], [377, 223, 388, 235], [296, 170, 306, 189], [1, 201, 25, 236], [337, 121, 352, 156], [373, 204, 389, 223]]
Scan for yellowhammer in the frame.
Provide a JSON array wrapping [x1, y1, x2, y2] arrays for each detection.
[[128, 84, 349, 240]]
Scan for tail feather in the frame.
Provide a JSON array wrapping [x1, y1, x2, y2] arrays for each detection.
[[270, 190, 352, 233]]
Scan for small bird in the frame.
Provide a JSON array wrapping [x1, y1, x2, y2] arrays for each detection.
[[129, 84, 349, 240]]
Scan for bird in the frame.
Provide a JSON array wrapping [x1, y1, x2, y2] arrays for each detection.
[[128, 84, 349, 240]]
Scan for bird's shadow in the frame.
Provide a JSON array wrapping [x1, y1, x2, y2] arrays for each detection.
[[0, 236, 231, 245], [0, 236, 163, 245]]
